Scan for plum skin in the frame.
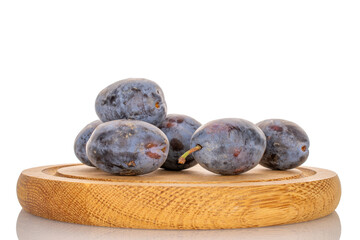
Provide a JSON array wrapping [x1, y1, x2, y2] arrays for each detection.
[[159, 114, 201, 171], [95, 78, 167, 127], [190, 118, 266, 175], [86, 119, 169, 175], [256, 119, 310, 170], [74, 120, 102, 167]]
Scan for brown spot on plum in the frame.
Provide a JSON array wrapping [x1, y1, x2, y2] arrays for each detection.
[[301, 145, 307, 152], [166, 122, 175, 128], [234, 166, 246, 174], [127, 161, 136, 167], [146, 152, 161, 159], [177, 118, 184, 123], [269, 125, 283, 132], [170, 138, 184, 151], [145, 143, 158, 149], [131, 87, 141, 92], [233, 148, 242, 157], [155, 102, 160, 108], [161, 147, 167, 153]]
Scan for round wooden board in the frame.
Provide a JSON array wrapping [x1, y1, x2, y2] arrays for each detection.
[[17, 164, 341, 229]]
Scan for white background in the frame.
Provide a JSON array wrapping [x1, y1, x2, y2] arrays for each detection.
[[0, 0, 359, 239]]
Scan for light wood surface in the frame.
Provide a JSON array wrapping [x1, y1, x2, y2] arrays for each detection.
[[17, 164, 341, 229]]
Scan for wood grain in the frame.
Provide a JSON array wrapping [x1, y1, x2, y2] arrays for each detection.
[[17, 164, 341, 229]]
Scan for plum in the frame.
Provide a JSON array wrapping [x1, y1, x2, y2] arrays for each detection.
[[74, 120, 102, 167], [86, 119, 169, 175], [179, 118, 266, 175], [256, 119, 310, 170], [159, 114, 201, 170], [95, 78, 167, 127]]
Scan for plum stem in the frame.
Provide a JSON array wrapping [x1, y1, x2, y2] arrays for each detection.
[[178, 145, 202, 164]]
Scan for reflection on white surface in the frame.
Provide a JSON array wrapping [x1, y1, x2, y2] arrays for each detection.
[[17, 210, 341, 240]]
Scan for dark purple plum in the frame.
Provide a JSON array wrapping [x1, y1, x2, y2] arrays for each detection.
[[95, 78, 167, 127], [86, 120, 169, 175], [179, 118, 266, 175], [159, 114, 201, 171], [74, 120, 102, 167], [256, 119, 310, 170]]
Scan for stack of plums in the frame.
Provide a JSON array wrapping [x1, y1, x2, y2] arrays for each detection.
[[74, 78, 310, 176]]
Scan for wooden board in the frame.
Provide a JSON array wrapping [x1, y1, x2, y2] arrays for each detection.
[[17, 164, 341, 229]]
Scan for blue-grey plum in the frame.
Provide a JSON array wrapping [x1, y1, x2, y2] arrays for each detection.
[[95, 78, 167, 127], [159, 114, 201, 171], [74, 120, 102, 167], [181, 118, 266, 175], [256, 119, 310, 170], [86, 120, 169, 175]]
